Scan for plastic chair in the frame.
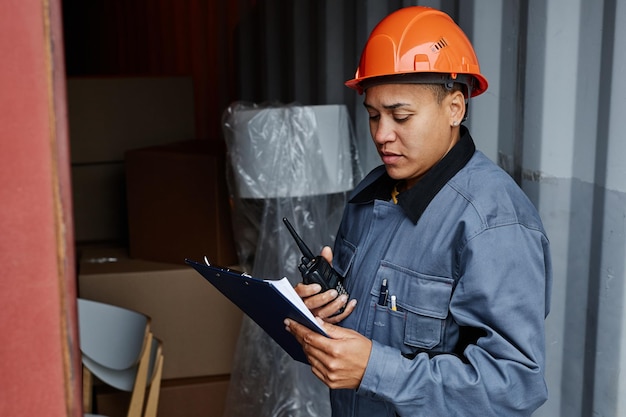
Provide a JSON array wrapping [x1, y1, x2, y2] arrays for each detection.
[[78, 298, 164, 417]]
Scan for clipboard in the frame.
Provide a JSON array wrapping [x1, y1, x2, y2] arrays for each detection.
[[185, 258, 328, 364]]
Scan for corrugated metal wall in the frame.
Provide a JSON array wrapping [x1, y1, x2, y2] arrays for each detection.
[[234, 1, 626, 416], [522, 1, 626, 416]]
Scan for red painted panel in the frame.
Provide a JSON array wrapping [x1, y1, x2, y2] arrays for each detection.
[[0, 0, 79, 416]]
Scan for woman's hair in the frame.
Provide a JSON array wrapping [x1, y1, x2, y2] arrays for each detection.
[[425, 82, 466, 104]]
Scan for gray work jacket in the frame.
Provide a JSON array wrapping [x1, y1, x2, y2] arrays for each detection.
[[330, 129, 552, 417]]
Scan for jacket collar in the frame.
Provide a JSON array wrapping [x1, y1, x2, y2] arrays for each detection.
[[350, 126, 476, 224]]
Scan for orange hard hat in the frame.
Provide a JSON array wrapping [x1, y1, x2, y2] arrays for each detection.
[[345, 6, 488, 97]]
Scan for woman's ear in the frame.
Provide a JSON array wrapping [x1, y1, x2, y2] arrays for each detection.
[[448, 90, 466, 126]]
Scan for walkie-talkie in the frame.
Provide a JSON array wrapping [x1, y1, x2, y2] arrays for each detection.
[[282, 217, 348, 297]]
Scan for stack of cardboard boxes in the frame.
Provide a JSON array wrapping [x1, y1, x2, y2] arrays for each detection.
[[78, 247, 242, 417], [70, 77, 242, 416]]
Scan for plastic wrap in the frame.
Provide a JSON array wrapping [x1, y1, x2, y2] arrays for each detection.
[[221, 102, 362, 417]]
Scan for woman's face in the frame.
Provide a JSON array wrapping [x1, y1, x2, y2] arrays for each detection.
[[364, 83, 464, 190]]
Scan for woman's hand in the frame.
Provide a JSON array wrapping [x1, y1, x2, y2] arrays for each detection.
[[284, 318, 371, 389], [294, 246, 357, 323]]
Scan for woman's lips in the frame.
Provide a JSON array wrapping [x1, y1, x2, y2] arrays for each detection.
[[380, 152, 401, 165]]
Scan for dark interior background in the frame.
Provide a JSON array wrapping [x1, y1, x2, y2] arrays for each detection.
[[60, 0, 382, 144]]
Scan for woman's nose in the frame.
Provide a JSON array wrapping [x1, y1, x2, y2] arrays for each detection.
[[372, 118, 395, 144]]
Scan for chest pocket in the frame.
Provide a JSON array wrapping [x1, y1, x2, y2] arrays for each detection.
[[367, 261, 453, 351], [332, 237, 356, 279]]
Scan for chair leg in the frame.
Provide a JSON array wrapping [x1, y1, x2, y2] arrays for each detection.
[[82, 366, 93, 413], [142, 350, 164, 417], [126, 331, 153, 417]]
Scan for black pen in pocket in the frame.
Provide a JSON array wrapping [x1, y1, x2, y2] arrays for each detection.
[[378, 278, 389, 306]]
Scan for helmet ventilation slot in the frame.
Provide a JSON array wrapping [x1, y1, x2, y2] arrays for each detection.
[[431, 37, 449, 52]]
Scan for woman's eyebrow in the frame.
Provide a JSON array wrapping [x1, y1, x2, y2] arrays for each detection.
[[363, 101, 410, 110]]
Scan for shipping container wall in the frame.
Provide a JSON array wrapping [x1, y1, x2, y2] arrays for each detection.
[[234, 1, 626, 416]]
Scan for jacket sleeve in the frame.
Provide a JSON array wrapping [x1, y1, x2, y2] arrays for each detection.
[[356, 223, 552, 417]]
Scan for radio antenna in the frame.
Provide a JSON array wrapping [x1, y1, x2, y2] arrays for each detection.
[[282, 217, 315, 261]]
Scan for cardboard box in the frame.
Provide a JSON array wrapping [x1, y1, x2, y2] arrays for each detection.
[[78, 247, 243, 379], [94, 376, 230, 417], [67, 76, 195, 164], [68, 76, 196, 244], [71, 163, 127, 242], [125, 140, 237, 265]]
